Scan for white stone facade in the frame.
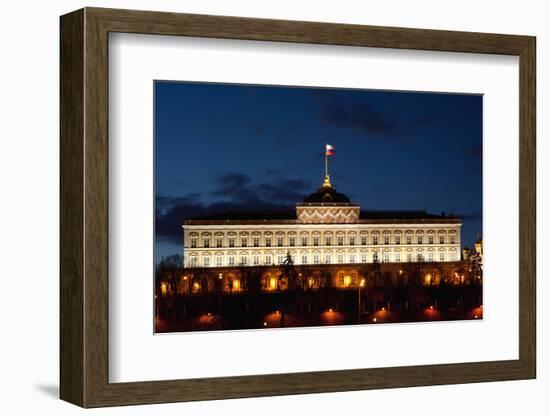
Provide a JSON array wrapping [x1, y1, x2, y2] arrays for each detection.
[[183, 212, 461, 269]]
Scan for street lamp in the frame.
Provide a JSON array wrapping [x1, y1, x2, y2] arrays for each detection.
[[358, 278, 366, 323]]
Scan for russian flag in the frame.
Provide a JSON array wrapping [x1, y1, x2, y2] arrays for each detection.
[[325, 144, 335, 156]]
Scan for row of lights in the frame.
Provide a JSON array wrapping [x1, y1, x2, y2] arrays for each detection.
[[199, 304, 483, 326]]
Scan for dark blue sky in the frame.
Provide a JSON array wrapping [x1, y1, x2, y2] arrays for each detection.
[[155, 81, 482, 261]]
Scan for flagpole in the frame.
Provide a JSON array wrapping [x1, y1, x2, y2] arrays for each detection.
[[325, 151, 328, 178]]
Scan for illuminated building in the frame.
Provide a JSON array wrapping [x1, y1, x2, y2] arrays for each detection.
[[182, 170, 462, 269]]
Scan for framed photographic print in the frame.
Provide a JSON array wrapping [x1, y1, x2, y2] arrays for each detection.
[[60, 7, 536, 408]]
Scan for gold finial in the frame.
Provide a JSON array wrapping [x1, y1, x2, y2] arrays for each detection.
[[322, 175, 332, 188]]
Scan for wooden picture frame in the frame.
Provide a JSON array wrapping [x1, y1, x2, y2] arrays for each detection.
[[60, 7, 536, 408]]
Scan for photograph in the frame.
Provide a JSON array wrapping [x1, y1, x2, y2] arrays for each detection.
[[154, 81, 484, 333]]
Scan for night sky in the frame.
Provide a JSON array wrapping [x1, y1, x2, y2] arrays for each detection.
[[155, 81, 482, 262]]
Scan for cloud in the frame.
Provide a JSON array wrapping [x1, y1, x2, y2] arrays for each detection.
[[371, 185, 388, 194], [244, 119, 264, 136], [322, 101, 396, 137], [212, 173, 310, 204], [156, 173, 313, 244]]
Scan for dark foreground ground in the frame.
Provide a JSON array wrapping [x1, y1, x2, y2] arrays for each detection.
[[155, 285, 483, 333]]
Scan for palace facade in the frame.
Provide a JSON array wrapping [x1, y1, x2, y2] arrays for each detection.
[[182, 173, 462, 269]]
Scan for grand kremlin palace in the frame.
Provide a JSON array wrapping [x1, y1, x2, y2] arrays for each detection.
[[180, 168, 465, 292]]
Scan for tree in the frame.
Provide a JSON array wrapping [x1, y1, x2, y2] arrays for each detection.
[[160, 254, 184, 270]]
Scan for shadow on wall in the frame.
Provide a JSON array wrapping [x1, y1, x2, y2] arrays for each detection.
[[34, 384, 58, 399]]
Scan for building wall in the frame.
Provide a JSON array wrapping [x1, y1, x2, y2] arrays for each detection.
[[182, 223, 462, 268], [161, 260, 472, 296]]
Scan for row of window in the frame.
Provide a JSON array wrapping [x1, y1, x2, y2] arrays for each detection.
[[189, 234, 457, 248], [187, 250, 459, 267]]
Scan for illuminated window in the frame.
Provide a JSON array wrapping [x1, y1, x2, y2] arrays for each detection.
[[233, 279, 240, 290], [337, 253, 344, 263], [203, 256, 210, 267], [229, 237, 235, 247], [228, 256, 235, 266], [337, 236, 344, 246], [302, 254, 308, 264], [289, 237, 295, 246], [428, 235, 434, 244], [424, 274, 432, 285], [191, 238, 197, 248], [384, 235, 390, 245], [216, 256, 223, 267], [203, 238, 210, 248], [241, 238, 247, 247], [349, 236, 355, 245], [253, 237, 259, 247], [216, 237, 223, 248], [339, 273, 353, 287], [269, 277, 277, 289], [351, 273, 357, 285], [301, 236, 308, 246], [265, 237, 272, 247], [395, 235, 401, 245]]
